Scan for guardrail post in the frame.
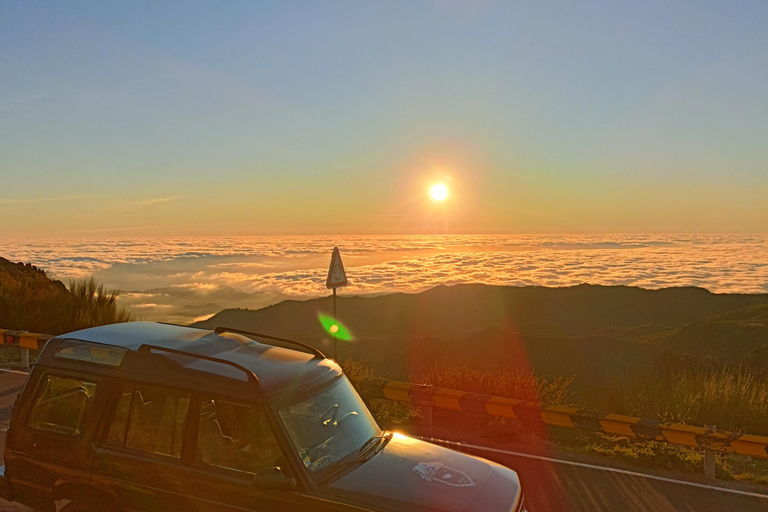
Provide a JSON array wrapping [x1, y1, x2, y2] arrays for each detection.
[[20, 347, 29, 369], [704, 449, 716, 480], [421, 405, 433, 434], [409, 383, 434, 435], [704, 425, 716, 480]]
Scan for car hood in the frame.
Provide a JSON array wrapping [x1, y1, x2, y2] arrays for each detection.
[[317, 435, 521, 512]]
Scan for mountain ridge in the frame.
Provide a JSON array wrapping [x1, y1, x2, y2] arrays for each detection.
[[192, 283, 768, 385]]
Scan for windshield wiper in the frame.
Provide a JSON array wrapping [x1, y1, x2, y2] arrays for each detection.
[[319, 432, 393, 485], [358, 431, 392, 454]]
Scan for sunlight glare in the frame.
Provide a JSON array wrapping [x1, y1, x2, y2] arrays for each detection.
[[430, 184, 448, 201]]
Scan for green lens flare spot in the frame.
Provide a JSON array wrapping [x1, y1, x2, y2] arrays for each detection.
[[319, 313, 352, 341]]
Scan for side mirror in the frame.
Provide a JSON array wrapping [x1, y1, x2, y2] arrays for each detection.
[[252, 467, 294, 490]]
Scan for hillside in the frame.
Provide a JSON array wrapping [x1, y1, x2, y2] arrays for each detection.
[[194, 284, 768, 386], [661, 304, 768, 361], [196, 284, 768, 340], [0, 256, 132, 334]]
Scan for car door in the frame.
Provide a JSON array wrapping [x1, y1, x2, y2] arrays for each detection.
[[182, 394, 304, 511], [91, 381, 192, 511], [6, 371, 104, 512]]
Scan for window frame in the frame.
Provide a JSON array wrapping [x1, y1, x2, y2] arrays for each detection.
[[25, 371, 100, 440], [53, 339, 127, 367], [275, 375, 381, 483], [99, 379, 193, 462], [190, 394, 289, 477]]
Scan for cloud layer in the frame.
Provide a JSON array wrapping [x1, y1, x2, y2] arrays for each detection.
[[3, 235, 766, 323]]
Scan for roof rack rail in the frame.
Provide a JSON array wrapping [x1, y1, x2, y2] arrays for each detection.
[[157, 321, 206, 330], [214, 326, 326, 360], [138, 344, 259, 384]]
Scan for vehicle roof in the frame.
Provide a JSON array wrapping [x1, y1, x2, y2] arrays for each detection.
[[51, 321, 340, 398]]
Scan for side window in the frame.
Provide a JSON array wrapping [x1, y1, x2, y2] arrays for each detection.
[[106, 382, 190, 458], [28, 375, 97, 437], [197, 397, 283, 474]]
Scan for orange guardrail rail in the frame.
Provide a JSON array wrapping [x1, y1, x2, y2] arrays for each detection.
[[350, 376, 768, 459], [0, 329, 51, 351]]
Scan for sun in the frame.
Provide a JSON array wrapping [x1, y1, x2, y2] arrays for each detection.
[[430, 183, 448, 201]]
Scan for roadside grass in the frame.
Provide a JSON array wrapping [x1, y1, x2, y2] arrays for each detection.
[[345, 359, 768, 484], [413, 363, 576, 407], [551, 429, 730, 478], [553, 428, 768, 484], [0, 346, 27, 367], [583, 365, 768, 436]]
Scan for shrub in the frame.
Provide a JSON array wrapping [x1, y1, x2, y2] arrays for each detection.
[[0, 261, 133, 335], [414, 363, 575, 406]]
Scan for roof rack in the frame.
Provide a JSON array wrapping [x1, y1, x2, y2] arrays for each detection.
[[157, 321, 206, 329], [138, 344, 259, 384], [214, 326, 326, 360]]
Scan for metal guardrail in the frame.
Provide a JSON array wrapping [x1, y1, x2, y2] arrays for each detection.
[[350, 376, 768, 462], [0, 329, 51, 367], [0, 329, 51, 350]]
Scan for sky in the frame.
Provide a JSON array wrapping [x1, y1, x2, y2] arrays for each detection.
[[1, 0, 766, 237]]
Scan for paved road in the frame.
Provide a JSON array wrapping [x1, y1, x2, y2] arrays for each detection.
[[1, 369, 767, 511], [448, 441, 768, 511]]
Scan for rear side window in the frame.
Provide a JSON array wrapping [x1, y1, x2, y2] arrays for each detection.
[[55, 339, 127, 367], [28, 375, 98, 437], [105, 382, 190, 458]]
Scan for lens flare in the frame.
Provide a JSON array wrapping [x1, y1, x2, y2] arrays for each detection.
[[319, 313, 352, 341]]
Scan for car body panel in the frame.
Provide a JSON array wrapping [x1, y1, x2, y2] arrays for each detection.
[[319, 434, 521, 512]]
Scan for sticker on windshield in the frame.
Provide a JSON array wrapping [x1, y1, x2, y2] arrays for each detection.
[[413, 462, 475, 487], [299, 450, 311, 468]]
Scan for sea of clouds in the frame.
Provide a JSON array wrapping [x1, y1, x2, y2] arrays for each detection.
[[4, 234, 767, 324]]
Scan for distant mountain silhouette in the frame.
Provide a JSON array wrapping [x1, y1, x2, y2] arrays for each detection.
[[193, 284, 768, 386]]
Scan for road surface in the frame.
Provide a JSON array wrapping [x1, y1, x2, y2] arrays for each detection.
[[437, 439, 768, 511], [0, 369, 767, 511]]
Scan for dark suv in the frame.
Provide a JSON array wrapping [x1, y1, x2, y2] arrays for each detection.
[[0, 322, 525, 512]]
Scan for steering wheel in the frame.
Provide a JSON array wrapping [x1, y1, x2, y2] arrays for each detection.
[[319, 404, 340, 426]]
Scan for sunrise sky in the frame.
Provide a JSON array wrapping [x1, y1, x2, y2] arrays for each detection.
[[1, 1, 766, 237]]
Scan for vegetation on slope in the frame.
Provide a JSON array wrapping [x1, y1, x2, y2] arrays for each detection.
[[588, 353, 768, 436], [415, 363, 575, 406], [0, 257, 133, 335]]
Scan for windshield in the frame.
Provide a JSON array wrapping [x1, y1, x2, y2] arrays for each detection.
[[278, 377, 379, 480]]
